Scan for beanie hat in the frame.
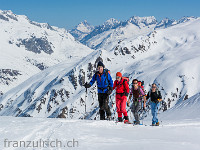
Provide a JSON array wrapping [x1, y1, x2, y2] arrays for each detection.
[[97, 61, 104, 68], [116, 72, 122, 77]]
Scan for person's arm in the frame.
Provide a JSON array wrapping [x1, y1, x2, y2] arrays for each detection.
[[146, 92, 150, 100], [108, 73, 113, 88], [139, 88, 145, 97], [128, 87, 132, 101], [127, 86, 131, 106], [113, 80, 117, 90], [139, 88, 147, 108], [125, 80, 129, 96], [143, 96, 147, 108], [158, 91, 162, 102], [89, 73, 97, 86]]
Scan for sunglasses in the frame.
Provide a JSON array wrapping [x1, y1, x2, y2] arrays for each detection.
[[152, 87, 156, 88], [133, 82, 138, 84], [116, 76, 121, 79]]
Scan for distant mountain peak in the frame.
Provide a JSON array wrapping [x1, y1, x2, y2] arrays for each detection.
[[0, 10, 12, 14], [178, 16, 197, 23], [103, 18, 120, 26], [155, 18, 177, 29], [75, 20, 94, 33], [128, 16, 157, 25], [69, 20, 94, 41], [0, 9, 19, 22]]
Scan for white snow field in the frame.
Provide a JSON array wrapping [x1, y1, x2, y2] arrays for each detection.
[[0, 93, 200, 150]]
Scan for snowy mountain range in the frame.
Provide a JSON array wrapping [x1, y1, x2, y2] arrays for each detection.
[[0, 11, 199, 120], [70, 16, 197, 50], [0, 10, 93, 94]]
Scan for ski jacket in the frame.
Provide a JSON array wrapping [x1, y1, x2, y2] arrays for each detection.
[[130, 86, 145, 99], [113, 78, 129, 96], [146, 90, 162, 103], [89, 69, 113, 93]]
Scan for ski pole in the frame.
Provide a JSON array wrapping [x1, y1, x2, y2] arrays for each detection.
[[85, 87, 87, 114]]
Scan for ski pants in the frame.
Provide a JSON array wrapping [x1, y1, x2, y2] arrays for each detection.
[[131, 99, 142, 123], [150, 102, 160, 124], [98, 93, 111, 120], [116, 94, 128, 118]]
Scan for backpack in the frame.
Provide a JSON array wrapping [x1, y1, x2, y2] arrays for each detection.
[[116, 77, 129, 96], [116, 77, 129, 87], [95, 68, 111, 88], [149, 88, 159, 97], [122, 77, 129, 85], [104, 68, 110, 83], [138, 81, 145, 93]]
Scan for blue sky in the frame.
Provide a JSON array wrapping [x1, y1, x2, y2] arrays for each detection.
[[1, 0, 199, 29]]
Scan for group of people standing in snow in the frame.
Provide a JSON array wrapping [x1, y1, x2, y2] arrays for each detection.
[[84, 61, 162, 126]]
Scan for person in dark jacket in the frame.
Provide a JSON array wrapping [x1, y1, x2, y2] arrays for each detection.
[[146, 83, 162, 126], [128, 79, 146, 125], [84, 61, 113, 120]]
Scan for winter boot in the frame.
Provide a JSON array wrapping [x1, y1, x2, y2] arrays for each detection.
[[124, 116, 131, 124], [135, 121, 140, 125], [124, 120, 132, 124], [99, 110, 105, 120], [118, 117, 123, 122], [124, 116, 129, 121], [106, 116, 112, 121], [156, 122, 160, 126]]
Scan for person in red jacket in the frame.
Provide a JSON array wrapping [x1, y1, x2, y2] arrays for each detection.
[[113, 72, 130, 123]]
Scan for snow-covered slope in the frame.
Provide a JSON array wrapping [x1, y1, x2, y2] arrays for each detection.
[[160, 92, 200, 121], [0, 50, 102, 118], [0, 17, 200, 119], [0, 10, 93, 94], [0, 93, 200, 150]]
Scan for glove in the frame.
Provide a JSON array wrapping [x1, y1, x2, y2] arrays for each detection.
[[107, 89, 113, 95], [125, 92, 129, 97], [156, 99, 161, 104], [84, 82, 91, 88]]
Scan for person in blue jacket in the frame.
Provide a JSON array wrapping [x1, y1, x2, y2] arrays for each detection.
[[84, 61, 113, 120]]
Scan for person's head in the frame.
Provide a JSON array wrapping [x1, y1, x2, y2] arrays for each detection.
[[132, 79, 138, 87], [116, 72, 122, 81], [97, 61, 104, 73], [151, 83, 157, 91]]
